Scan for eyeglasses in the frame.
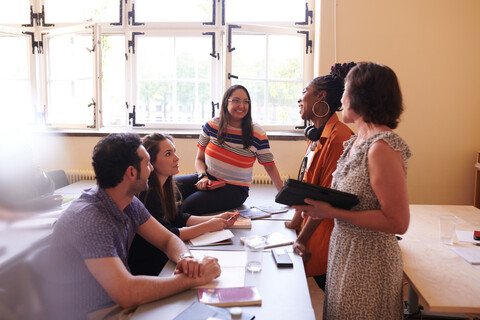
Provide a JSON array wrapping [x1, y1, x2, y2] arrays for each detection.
[[227, 99, 250, 106]]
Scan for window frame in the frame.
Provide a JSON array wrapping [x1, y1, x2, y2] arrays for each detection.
[[0, 0, 315, 132]]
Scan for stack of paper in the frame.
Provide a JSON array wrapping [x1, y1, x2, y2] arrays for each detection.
[[190, 250, 247, 289], [450, 247, 480, 264]]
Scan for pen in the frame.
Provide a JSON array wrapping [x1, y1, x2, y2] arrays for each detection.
[[227, 212, 238, 222]]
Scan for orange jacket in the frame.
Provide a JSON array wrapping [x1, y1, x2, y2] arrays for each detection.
[[302, 113, 353, 277]]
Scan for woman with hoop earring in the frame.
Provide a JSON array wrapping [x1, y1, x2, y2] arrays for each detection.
[[285, 62, 356, 291]]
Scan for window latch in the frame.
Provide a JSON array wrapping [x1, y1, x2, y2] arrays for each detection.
[[22, 32, 43, 54], [128, 3, 145, 26], [295, 3, 313, 25], [128, 32, 144, 54], [227, 25, 241, 52], [22, 5, 54, 27], [111, 0, 126, 26], [202, 32, 219, 59], [128, 105, 145, 127], [87, 98, 96, 107], [202, 0, 220, 26], [297, 31, 312, 54], [228, 73, 238, 80], [211, 101, 219, 118]]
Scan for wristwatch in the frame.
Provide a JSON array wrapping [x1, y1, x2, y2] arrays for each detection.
[[178, 252, 193, 262], [197, 172, 208, 181]]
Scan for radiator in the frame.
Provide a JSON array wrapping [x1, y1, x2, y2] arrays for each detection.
[[65, 169, 289, 185], [65, 169, 96, 184]]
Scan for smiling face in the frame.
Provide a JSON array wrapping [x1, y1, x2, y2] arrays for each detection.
[[298, 83, 318, 121], [226, 88, 250, 127], [152, 139, 180, 182]]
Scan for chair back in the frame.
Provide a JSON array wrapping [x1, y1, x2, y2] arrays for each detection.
[[45, 170, 70, 190]]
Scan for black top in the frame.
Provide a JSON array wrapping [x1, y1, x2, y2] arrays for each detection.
[[128, 189, 191, 276]]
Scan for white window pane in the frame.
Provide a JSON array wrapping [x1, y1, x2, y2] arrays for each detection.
[[47, 34, 94, 125], [232, 35, 266, 78], [136, 0, 212, 22], [268, 36, 302, 79], [0, 0, 30, 24], [226, 0, 305, 22], [102, 35, 126, 126], [231, 32, 304, 126], [0, 37, 34, 126], [267, 81, 303, 125], [45, 0, 119, 23], [136, 36, 211, 125]]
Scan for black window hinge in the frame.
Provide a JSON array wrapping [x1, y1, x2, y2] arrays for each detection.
[[202, 32, 219, 59], [295, 3, 313, 26], [87, 98, 97, 129], [22, 31, 43, 54], [211, 101, 219, 118], [128, 104, 145, 127], [297, 30, 312, 54], [128, 3, 144, 26], [111, 0, 126, 26], [22, 5, 54, 27], [202, 0, 220, 26], [227, 24, 241, 52], [128, 32, 144, 54]]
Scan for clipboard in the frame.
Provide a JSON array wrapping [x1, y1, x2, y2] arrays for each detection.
[[275, 179, 359, 209]]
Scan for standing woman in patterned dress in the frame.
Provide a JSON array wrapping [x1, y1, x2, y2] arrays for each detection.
[[294, 62, 412, 319]]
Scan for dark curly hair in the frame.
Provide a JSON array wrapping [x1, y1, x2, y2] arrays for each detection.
[[92, 133, 143, 189], [345, 62, 403, 129], [308, 61, 357, 116]]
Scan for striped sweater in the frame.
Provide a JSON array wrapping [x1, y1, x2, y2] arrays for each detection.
[[197, 117, 275, 188]]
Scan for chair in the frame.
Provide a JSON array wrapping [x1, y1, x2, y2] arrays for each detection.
[[45, 170, 70, 190], [24, 244, 73, 320]]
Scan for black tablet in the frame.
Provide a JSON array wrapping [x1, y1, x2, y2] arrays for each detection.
[[275, 179, 359, 209]]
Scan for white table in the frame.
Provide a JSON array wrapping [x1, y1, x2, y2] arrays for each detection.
[[401, 205, 480, 317]]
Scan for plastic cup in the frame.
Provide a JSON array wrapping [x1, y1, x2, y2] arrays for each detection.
[[244, 236, 266, 272], [438, 215, 457, 245]]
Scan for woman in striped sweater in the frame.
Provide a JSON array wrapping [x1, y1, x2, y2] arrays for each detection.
[[175, 85, 283, 215]]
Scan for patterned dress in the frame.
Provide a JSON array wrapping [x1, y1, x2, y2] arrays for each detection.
[[323, 132, 412, 320]]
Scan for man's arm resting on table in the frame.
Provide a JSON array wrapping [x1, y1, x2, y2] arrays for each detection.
[[137, 217, 203, 277], [85, 256, 220, 309], [137, 217, 190, 263]]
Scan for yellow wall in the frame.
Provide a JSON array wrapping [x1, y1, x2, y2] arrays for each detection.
[[32, 0, 480, 205]]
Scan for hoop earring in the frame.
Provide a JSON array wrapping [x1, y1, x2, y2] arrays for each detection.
[[312, 100, 330, 118]]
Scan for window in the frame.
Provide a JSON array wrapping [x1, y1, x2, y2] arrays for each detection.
[[0, 27, 35, 128], [0, 0, 314, 131]]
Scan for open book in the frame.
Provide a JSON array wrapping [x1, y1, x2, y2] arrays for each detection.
[[238, 208, 271, 220], [188, 229, 234, 247], [253, 204, 289, 214]]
